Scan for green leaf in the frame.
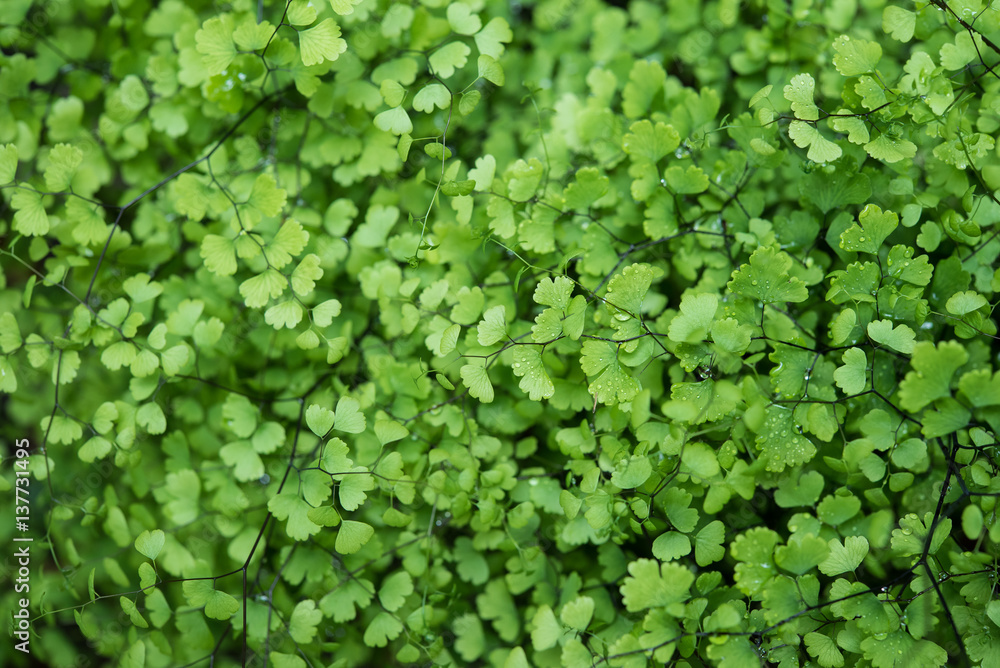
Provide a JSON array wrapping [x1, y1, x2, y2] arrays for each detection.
[[695, 521, 726, 566], [757, 405, 817, 472], [477, 305, 507, 345], [898, 341, 968, 412], [330, 0, 362, 15], [447, 3, 482, 35], [605, 263, 657, 317], [834, 347, 868, 395], [922, 398, 971, 438], [270, 653, 306, 668], [664, 165, 709, 194], [531, 605, 562, 651], [0, 358, 17, 394], [652, 531, 692, 561], [160, 345, 189, 376], [832, 34, 882, 76], [859, 631, 948, 668], [560, 596, 594, 631], [78, 436, 112, 463], [137, 402, 166, 434], [380, 80, 405, 107], [831, 113, 870, 144], [941, 32, 979, 71], [379, 571, 414, 613], [339, 471, 374, 510], [477, 54, 505, 85], [364, 611, 403, 648], [775, 533, 830, 575], [788, 121, 843, 163], [512, 346, 554, 401], [784, 73, 819, 121], [321, 437, 353, 472], [265, 301, 304, 329], [564, 296, 587, 340], [240, 270, 286, 308], [959, 368, 1000, 407], [728, 246, 808, 303], [461, 364, 494, 403], [249, 174, 288, 222], [623, 120, 680, 163], [220, 440, 265, 481], [619, 559, 694, 611], [454, 614, 486, 661], [138, 562, 156, 590], [429, 42, 471, 79], [867, 320, 916, 353], [474, 17, 513, 58], [205, 589, 240, 620], [67, 198, 108, 246], [288, 600, 322, 643], [801, 164, 871, 214], [12, 189, 50, 236], [44, 143, 83, 191], [334, 396, 366, 434], [805, 631, 846, 667], [682, 442, 720, 478], [840, 204, 898, 254], [413, 83, 451, 113], [818, 493, 862, 526], [459, 90, 481, 115], [122, 275, 162, 303], [611, 455, 652, 489], [313, 299, 342, 327], [291, 254, 323, 296], [443, 181, 478, 203], [0, 143, 17, 183], [268, 492, 321, 541], [531, 308, 562, 343], [134, 529, 165, 561], [882, 6, 915, 42], [306, 404, 335, 437], [818, 535, 869, 576], [865, 133, 917, 163], [374, 419, 408, 445], [946, 290, 988, 316], [120, 597, 149, 628], [0, 312, 22, 353], [299, 18, 347, 67], [373, 106, 412, 135], [668, 293, 718, 343], [564, 167, 609, 209], [195, 15, 236, 74], [286, 0, 316, 25], [507, 157, 543, 200], [580, 340, 640, 405], [336, 520, 374, 554]]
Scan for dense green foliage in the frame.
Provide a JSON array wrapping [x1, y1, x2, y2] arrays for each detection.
[[2, 0, 1000, 666]]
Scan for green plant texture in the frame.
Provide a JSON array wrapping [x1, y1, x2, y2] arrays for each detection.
[[2, 0, 1000, 666]]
